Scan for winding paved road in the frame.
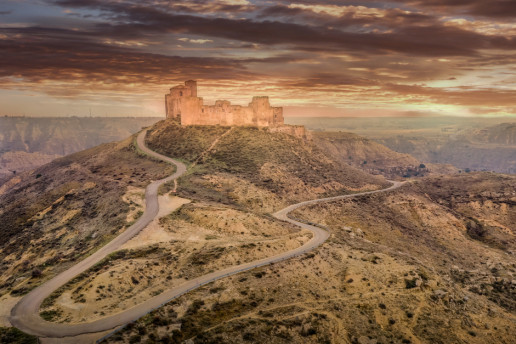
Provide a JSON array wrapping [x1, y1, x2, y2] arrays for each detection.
[[10, 129, 405, 340]]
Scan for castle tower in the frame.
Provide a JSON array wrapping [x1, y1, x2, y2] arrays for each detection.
[[165, 80, 283, 126], [185, 80, 197, 97], [165, 80, 202, 121]]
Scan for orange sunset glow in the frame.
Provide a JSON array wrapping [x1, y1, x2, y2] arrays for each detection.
[[1, 0, 515, 117]]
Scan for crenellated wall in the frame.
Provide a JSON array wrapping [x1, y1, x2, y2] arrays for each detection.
[[165, 81, 284, 126]]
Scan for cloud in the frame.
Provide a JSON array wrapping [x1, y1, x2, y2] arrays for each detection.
[[0, 0, 514, 116], [178, 37, 213, 44], [52, 0, 254, 15], [0, 27, 257, 96], [384, 83, 516, 107], [397, 0, 516, 19], [44, 1, 516, 58]]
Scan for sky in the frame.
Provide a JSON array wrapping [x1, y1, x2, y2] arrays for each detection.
[[0, 0, 515, 117]]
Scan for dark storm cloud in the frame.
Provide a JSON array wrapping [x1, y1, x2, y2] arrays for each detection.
[[397, 0, 516, 18], [269, 0, 516, 19], [259, 3, 435, 27], [257, 5, 307, 18], [0, 27, 257, 87], [52, 0, 253, 15], [41, 0, 515, 58], [52, 7, 515, 57], [281, 74, 378, 88]]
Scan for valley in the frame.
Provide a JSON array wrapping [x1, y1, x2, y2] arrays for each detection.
[[289, 117, 516, 174], [0, 120, 514, 344], [0, 117, 161, 183]]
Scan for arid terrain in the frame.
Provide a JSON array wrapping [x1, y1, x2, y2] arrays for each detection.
[[311, 132, 457, 179], [0, 136, 175, 307], [101, 172, 515, 344], [3, 0, 516, 341], [290, 117, 516, 174], [1, 119, 515, 344], [0, 117, 161, 183]]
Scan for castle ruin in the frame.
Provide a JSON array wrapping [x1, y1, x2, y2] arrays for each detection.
[[165, 80, 284, 126]]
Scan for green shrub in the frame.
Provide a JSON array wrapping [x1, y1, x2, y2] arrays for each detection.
[[0, 327, 38, 344]]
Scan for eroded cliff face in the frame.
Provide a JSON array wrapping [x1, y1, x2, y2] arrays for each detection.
[[288, 117, 516, 174], [0, 117, 161, 181], [312, 131, 457, 179]]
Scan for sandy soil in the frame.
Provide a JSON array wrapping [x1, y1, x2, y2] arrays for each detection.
[[122, 194, 190, 249], [0, 294, 21, 326]]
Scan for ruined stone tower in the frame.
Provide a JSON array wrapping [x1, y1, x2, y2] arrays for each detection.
[[165, 80, 284, 126]]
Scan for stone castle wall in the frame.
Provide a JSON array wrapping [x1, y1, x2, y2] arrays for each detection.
[[165, 81, 284, 126], [268, 125, 309, 139]]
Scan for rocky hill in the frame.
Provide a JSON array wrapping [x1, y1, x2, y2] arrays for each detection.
[[289, 117, 516, 174], [145, 121, 389, 211], [371, 123, 516, 174], [312, 131, 457, 179], [377, 135, 516, 174], [0, 137, 174, 299], [472, 123, 516, 145], [0, 117, 161, 182], [108, 172, 515, 344], [0, 151, 60, 179], [1, 120, 388, 323], [3, 119, 514, 344]]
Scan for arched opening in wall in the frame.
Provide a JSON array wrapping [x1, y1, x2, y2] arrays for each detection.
[[180, 91, 183, 96], [202, 108, 204, 113]]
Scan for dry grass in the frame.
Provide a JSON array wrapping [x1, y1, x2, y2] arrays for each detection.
[[105, 173, 516, 344], [0, 135, 174, 297]]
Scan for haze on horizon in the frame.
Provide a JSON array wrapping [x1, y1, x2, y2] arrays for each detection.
[[0, 0, 515, 118]]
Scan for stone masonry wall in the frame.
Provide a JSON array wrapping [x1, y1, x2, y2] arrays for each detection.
[[165, 81, 284, 126]]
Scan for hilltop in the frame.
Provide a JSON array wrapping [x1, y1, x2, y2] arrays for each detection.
[[3, 119, 514, 344], [145, 120, 389, 211]]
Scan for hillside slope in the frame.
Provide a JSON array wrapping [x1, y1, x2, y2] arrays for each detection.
[[472, 122, 516, 145], [289, 117, 516, 174], [8, 120, 510, 344], [0, 136, 174, 298], [0, 117, 161, 181], [312, 131, 457, 179], [373, 123, 516, 174], [146, 120, 389, 211], [2, 120, 390, 329], [109, 173, 516, 344]]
